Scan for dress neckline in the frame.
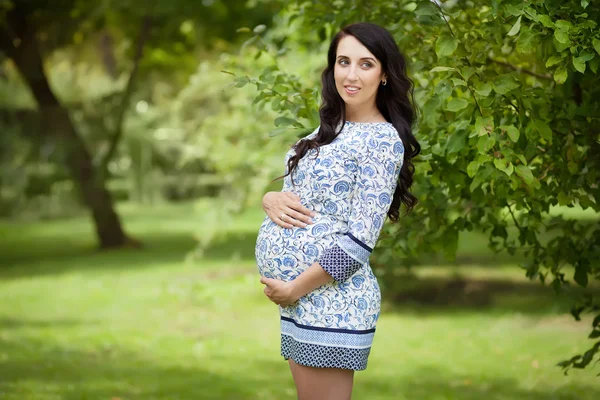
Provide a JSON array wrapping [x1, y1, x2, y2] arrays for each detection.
[[344, 120, 392, 125]]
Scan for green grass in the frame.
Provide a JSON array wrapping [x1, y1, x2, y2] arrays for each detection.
[[0, 202, 598, 399]]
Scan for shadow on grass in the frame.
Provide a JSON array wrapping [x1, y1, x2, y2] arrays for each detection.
[[0, 229, 264, 279], [380, 274, 598, 317], [0, 317, 88, 330], [360, 366, 596, 400]]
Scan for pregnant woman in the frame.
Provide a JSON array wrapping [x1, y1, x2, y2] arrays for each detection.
[[255, 22, 420, 399]]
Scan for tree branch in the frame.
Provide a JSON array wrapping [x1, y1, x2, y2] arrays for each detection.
[[434, 1, 455, 37], [488, 57, 552, 80], [100, 15, 152, 174], [507, 202, 522, 231]]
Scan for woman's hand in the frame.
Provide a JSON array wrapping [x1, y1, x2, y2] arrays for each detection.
[[260, 277, 300, 307], [262, 191, 316, 229]]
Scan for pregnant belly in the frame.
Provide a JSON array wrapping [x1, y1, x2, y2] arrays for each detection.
[[255, 215, 344, 281]]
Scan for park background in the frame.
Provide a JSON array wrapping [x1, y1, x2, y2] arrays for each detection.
[[1, 0, 599, 399]]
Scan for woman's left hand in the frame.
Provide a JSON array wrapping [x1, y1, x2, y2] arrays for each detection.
[[260, 277, 299, 307]]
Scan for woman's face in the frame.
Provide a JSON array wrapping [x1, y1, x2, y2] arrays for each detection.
[[334, 35, 385, 109]]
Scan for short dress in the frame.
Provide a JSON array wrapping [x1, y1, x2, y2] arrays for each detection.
[[255, 121, 404, 371]]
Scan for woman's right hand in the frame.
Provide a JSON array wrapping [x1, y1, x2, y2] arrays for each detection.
[[262, 191, 316, 229]]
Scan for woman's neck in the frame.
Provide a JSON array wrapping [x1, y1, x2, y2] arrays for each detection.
[[345, 104, 382, 123]]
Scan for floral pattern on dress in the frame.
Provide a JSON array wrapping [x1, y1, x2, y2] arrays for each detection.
[[255, 121, 404, 369]]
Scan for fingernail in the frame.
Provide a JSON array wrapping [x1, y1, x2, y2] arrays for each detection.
[[309, 219, 314, 224]]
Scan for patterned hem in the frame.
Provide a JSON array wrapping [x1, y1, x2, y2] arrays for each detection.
[[280, 317, 375, 371]]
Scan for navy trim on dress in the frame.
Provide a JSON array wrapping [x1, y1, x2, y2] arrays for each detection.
[[345, 233, 373, 252], [281, 316, 376, 334]]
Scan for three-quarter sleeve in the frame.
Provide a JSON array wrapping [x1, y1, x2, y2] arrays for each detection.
[[317, 128, 405, 282]]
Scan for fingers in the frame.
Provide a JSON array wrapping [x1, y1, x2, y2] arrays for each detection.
[[284, 208, 315, 226], [282, 192, 316, 218], [271, 211, 306, 229], [288, 202, 317, 218]]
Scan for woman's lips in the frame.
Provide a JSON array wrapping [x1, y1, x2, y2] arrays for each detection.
[[344, 86, 360, 95]]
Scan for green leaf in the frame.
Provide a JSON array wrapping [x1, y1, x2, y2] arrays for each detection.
[[446, 132, 466, 154], [505, 4, 523, 16], [532, 120, 553, 140], [574, 264, 588, 287], [501, 125, 520, 142], [573, 56, 586, 73], [589, 330, 600, 339], [515, 165, 536, 187], [590, 58, 600, 74], [554, 30, 569, 44], [581, 0, 590, 8], [253, 24, 267, 34], [467, 160, 480, 178], [517, 27, 537, 53], [475, 82, 492, 96], [414, 2, 439, 16], [537, 15, 554, 28], [557, 192, 571, 206], [451, 78, 467, 87], [507, 16, 521, 36], [446, 98, 469, 112], [554, 66, 568, 84], [579, 51, 595, 62], [234, 76, 249, 88], [436, 35, 459, 58], [470, 167, 492, 192], [593, 38, 600, 55], [430, 66, 456, 72], [493, 75, 519, 95], [274, 116, 297, 127], [472, 116, 493, 137], [494, 158, 514, 176], [545, 55, 563, 68], [477, 135, 496, 154], [555, 20, 573, 29]]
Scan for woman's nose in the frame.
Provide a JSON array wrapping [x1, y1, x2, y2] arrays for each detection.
[[346, 65, 359, 81]]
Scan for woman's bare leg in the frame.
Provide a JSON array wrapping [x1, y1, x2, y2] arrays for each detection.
[[288, 359, 354, 400]]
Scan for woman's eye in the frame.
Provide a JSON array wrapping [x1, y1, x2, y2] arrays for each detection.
[[361, 62, 372, 68], [339, 60, 349, 65]]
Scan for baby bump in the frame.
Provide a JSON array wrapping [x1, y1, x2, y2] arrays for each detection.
[[255, 216, 339, 281]]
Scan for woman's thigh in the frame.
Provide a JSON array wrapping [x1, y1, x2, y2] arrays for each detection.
[[288, 359, 354, 400]]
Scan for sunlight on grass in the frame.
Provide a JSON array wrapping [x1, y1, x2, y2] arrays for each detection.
[[0, 203, 598, 399]]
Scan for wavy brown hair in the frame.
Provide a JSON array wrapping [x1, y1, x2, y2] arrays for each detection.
[[283, 22, 420, 221]]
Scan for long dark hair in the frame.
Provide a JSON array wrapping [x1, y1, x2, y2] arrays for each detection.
[[284, 22, 420, 221]]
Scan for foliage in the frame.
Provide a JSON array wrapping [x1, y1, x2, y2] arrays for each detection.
[[0, 0, 278, 221], [224, 0, 600, 373]]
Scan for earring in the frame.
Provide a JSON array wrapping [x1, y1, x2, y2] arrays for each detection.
[[382, 79, 387, 86]]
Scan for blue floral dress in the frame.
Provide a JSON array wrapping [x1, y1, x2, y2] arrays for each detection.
[[255, 121, 404, 371]]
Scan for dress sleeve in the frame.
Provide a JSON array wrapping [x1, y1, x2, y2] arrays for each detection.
[[317, 128, 405, 283]]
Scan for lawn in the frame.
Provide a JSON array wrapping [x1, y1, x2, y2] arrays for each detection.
[[0, 202, 598, 399]]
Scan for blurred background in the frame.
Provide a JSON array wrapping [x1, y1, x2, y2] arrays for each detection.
[[1, 0, 599, 399]]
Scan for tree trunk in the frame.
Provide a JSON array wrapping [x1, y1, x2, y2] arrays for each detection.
[[43, 107, 133, 249], [1, 3, 135, 249]]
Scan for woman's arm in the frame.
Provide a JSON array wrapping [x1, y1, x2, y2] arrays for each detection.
[[261, 261, 332, 306]]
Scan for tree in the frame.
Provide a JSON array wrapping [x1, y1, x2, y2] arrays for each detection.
[[0, 0, 276, 247], [226, 0, 600, 372]]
